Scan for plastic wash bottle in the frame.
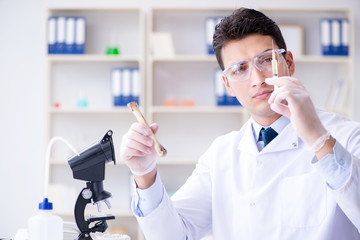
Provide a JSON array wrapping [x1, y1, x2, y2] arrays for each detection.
[[28, 198, 63, 240]]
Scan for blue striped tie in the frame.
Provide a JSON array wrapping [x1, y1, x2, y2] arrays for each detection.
[[260, 127, 278, 147]]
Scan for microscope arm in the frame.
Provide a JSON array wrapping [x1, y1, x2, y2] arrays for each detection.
[[74, 187, 92, 233]]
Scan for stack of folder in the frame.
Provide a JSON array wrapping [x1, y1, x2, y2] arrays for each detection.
[[111, 68, 140, 106], [320, 18, 349, 56], [205, 17, 223, 55], [214, 68, 242, 106], [48, 16, 86, 54]]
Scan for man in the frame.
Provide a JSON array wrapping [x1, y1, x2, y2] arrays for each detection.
[[120, 8, 360, 239]]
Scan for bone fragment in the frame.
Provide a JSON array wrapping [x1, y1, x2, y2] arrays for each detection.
[[127, 102, 167, 157]]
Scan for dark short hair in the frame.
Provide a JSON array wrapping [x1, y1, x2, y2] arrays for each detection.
[[213, 8, 287, 70]]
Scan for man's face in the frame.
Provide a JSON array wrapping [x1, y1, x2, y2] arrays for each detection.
[[221, 34, 295, 125]]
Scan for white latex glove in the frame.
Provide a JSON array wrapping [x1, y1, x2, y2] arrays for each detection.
[[120, 122, 159, 176], [265, 76, 327, 146]]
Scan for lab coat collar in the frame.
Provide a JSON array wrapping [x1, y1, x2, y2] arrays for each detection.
[[238, 117, 300, 155], [252, 115, 290, 142]]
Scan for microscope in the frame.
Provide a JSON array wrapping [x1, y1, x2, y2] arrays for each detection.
[[68, 130, 116, 240]]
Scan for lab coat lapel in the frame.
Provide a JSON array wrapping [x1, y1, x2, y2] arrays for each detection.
[[260, 123, 300, 154], [237, 119, 300, 155], [238, 121, 259, 155]]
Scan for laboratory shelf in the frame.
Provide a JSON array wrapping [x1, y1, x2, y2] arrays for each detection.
[[149, 105, 246, 114], [49, 107, 132, 114], [151, 54, 216, 62], [151, 54, 351, 64], [294, 55, 352, 64], [46, 6, 141, 11], [47, 54, 140, 63], [258, 6, 352, 13]]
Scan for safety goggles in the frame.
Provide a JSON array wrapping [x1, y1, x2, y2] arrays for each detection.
[[223, 49, 286, 82]]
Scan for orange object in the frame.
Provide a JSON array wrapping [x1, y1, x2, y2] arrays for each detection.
[[182, 99, 195, 107], [164, 99, 177, 106]]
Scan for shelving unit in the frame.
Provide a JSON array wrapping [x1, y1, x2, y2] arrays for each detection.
[[44, 7, 145, 240], [147, 8, 247, 178], [45, 6, 354, 240]]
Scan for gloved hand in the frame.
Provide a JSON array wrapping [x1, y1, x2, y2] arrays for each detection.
[[120, 122, 159, 176], [266, 76, 328, 146]]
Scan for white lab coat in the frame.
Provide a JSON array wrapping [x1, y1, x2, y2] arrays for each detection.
[[135, 110, 360, 240]]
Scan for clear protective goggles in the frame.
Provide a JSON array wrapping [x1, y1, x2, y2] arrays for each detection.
[[223, 49, 286, 82]]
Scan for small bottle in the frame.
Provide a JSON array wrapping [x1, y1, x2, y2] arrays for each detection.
[[28, 198, 63, 240]]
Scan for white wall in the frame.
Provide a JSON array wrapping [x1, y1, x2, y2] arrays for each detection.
[[0, 0, 45, 237], [0, 0, 359, 237]]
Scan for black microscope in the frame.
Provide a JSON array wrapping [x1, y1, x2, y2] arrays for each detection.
[[68, 130, 116, 240]]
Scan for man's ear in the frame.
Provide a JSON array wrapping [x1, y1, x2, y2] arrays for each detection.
[[222, 75, 236, 96], [285, 51, 295, 76]]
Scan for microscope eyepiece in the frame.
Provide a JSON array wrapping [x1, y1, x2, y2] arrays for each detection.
[[68, 130, 115, 182]]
